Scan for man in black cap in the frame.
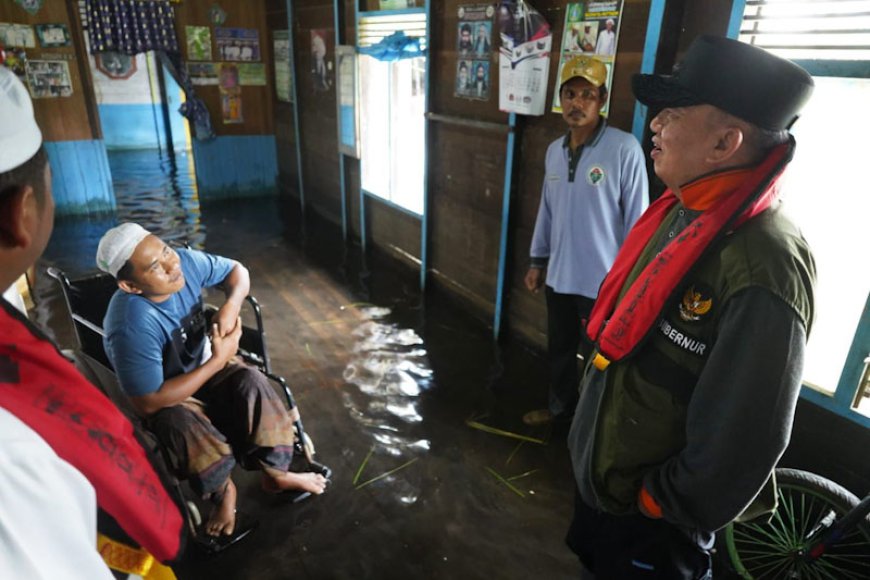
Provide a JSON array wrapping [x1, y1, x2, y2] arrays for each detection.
[[566, 35, 816, 578]]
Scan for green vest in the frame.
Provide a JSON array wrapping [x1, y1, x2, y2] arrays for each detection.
[[591, 204, 815, 515]]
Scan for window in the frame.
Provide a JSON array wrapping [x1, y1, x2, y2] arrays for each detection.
[[738, 0, 870, 422], [358, 12, 427, 215]]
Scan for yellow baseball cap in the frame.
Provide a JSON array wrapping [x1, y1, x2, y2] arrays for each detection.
[[560, 55, 607, 89]]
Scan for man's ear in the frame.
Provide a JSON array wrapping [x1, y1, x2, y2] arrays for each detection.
[[0, 185, 36, 248], [117, 279, 143, 295], [708, 126, 745, 164]]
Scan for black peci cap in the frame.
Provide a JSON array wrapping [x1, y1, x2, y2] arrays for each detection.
[[632, 35, 814, 131]]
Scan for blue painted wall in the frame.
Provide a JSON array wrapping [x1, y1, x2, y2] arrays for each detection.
[[98, 70, 188, 151], [44, 140, 115, 216], [163, 70, 189, 151], [99, 103, 164, 150], [192, 135, 278, 199]]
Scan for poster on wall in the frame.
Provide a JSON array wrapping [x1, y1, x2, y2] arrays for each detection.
[[455, 4, 493, 101], [188, 62, 219, 85], [335, 45, 359, 158], [310, 29, 333, 92], [238, 63, 266, 86], [215, 27, 260, 62], [457, 4, 493, 58], [380, 0, 414, 9], [456, 59, 490, 101], [35, 24, 71, 48], [25, 59, 73, 98], [14, 0, 44, 16], [497, 1, 552, 116], [185, 26, 212, 61], [95, 52, 137, 79], [273, 29, 293, 103], [219, 63, 243, 124], [1, 47, 28, 82], [208, 4, 227, 26], [0, 23, 36, 48], [552, 1, 623, 115]]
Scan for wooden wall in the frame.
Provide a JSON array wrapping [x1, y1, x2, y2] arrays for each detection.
[[172, 0, 274, 137], [0, 0, 99, 142], [265, 0, 744, 346], [265, 0, 299, 198]]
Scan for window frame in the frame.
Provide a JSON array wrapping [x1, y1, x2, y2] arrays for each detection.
[[356, 8, 428, 219], [357, 51, 427, 218], [730, 0, 870, 428]]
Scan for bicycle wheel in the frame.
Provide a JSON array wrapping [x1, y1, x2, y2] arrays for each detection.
[[725, 468, 870, 579]]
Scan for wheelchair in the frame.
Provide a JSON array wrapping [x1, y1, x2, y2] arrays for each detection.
[[46, 266, 329, 568]]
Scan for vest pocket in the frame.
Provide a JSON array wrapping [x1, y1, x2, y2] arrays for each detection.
[[634, 343, 696, 404], [598, 365, 689, 507]]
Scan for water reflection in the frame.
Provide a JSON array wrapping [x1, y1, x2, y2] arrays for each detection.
[[42, 148, 205, 278], [342, 306, 433, 505]]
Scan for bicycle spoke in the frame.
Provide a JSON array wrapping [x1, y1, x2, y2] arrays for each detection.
[[820, 552, 870, 566], [814, 555, 869, 579], [785, 488, 798, 545], [734, 525, 791, 550], [810, 559, 848, 580], [772, 492, 798, 548], [800, 493, 829, 541], [754, 553, 796, 579], [736, 551, 790, 563]]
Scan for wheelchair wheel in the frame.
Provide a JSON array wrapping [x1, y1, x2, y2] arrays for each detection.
[[724, 468, 870, 579], [187, 500, 202, 528]]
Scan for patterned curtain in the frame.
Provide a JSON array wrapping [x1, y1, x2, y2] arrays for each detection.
[[85, 0, 178, 54], [83, 0, 214, 140]]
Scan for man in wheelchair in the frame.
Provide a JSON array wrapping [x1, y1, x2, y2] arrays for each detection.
[[96, 223, 328, 539]]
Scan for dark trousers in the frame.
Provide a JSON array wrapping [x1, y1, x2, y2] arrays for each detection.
[[566, 491, 712, 579], [147, 364, 295, 497], [545, 287, 595, 418]]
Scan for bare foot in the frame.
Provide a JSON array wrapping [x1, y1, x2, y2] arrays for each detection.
[[262, 471, 327, 495], [206, 479, 237, 537]]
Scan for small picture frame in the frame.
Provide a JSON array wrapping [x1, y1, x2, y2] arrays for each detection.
[[35, 23, 71, 48]]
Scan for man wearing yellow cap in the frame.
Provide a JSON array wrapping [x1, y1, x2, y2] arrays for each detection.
[[523, 55, 648, 427]]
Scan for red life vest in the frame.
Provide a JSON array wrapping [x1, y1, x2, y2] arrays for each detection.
[[0, 299, 185, 562], [586, 140, 794, 368]]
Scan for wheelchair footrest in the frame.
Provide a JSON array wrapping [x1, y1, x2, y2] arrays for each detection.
[[192, 511, 258, 555]]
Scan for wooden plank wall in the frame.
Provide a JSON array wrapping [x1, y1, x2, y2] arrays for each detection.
[[264, 0, 298, 197], [172, 0, 274, 138], [0, 0, 99, 142], [266, 0, 738, 347]]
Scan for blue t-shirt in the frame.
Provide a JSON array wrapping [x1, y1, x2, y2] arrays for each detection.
[[103, 248, 236, 397]]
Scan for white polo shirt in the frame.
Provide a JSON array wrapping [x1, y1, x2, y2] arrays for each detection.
[[530, 121, 649, 298]]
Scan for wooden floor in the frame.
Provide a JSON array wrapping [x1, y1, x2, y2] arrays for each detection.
[[34, 198, 586, 579]]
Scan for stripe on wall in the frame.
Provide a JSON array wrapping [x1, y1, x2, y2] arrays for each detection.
[[44, 140, 115, 216], [99, 104, 167, 150], [191, 135, 278, 199]]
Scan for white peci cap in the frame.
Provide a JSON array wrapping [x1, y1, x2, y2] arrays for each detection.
[[96, 223, 152, 278], [0, 67, 43, 174]]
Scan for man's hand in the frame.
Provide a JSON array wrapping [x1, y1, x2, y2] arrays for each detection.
[[212, 302, 242, 337], [638, 486, 663, 519], [524, 267, 545, 293], [213, 262, 250, 337], [210, 317, 242, 366]]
